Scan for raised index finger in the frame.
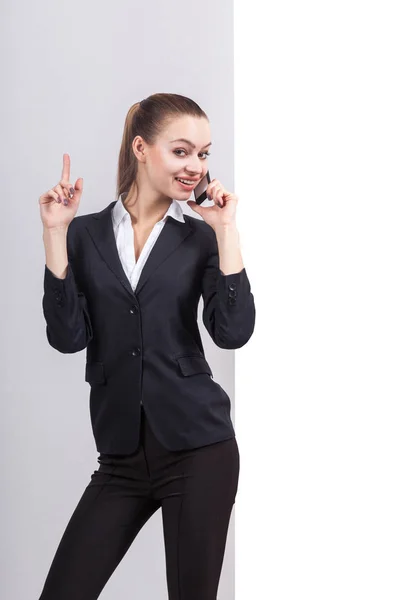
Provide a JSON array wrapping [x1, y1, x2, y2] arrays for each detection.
[[61, 153, 71, 182]]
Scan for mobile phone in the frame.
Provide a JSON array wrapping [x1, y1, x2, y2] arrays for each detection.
[[193, 171, 211, 205]]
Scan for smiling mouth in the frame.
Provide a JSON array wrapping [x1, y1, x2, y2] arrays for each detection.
[[175, 178, 198, 189]]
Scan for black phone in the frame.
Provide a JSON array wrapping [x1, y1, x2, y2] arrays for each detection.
[[193, 171, 211, 205]]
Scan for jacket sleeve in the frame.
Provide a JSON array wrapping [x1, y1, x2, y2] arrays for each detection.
[[201, 228, 256, 349], [42, 222, 93, 354]]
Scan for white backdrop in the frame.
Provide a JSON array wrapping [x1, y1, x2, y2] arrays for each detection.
[[1, 1, 238, 598], [235, 1, 400, 598]]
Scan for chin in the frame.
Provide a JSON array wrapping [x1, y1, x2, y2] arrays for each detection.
[[171, 188, 192, 199]]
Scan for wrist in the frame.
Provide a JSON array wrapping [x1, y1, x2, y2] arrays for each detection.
[[214, 222, 238, 236], [43, 225, 68, 236], [214, 223, 240, 244]]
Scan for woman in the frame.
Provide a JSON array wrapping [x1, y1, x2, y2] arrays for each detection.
[[38, 93, 256, 600]]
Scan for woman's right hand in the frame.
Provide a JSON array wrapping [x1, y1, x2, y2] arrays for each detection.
[[39, 153, 83, 230]]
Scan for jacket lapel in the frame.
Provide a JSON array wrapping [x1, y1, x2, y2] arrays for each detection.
[[85, 201, 194, 299]]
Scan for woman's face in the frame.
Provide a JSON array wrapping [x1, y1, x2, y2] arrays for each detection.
[[142, 115, 212, 201]]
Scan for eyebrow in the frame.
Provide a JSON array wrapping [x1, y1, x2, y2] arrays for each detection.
[[170, 138, 212, 149]]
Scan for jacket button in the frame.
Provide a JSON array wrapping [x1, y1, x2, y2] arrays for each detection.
[[131, 348, 141, 356], [129, 306, 138, 314], [228, 283, 237, 291], [228, 297, 236, 305], [228, 290, 237, 297]]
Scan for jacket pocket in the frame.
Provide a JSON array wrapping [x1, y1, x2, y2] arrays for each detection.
[[175, 355, 213, 378], [85, 361, 106, 385]]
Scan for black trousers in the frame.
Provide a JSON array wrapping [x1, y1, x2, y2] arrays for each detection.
[[38, 406, 240, 600]]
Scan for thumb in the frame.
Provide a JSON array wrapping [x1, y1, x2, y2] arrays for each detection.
[[73, 177, 83, 196], [187, 200, 204, 215]]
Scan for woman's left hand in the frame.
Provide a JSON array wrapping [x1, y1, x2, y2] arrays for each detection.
[[187, 179, 238, 230]]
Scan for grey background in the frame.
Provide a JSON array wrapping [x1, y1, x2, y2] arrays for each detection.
[[1, 1, 237, 598]]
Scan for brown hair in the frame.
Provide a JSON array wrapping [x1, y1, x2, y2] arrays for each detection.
[[116, 93, 209, 200]]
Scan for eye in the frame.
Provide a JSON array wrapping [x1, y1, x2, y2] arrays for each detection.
[[173, 149, 211, 159]]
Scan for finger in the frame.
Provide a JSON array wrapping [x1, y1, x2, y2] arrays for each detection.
[[214, 194, 222, 207], [59, 180, 75, 200], [54, 183, 69, 206], [39, 189, 60, 205], [61, 178, 82, 207], [61, 153, 71, 184], [58, 177, 75, 198], [187, 200, 204, 214], [66, 185, 75, 199], [61, 184, 73, 199], [48, 189, 61, 204], [71, 177, 83, 200], [211, 185, 223, 207], [210, 185, 220, 199], [60, 181, 75, 201], [58, 180, 75, 199], [206, 182, 218, 195]]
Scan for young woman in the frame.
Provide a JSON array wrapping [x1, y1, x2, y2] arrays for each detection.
[[38, 93, 256, 600]]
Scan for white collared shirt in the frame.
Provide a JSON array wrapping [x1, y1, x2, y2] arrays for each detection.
[[112, 193, 186, 292]]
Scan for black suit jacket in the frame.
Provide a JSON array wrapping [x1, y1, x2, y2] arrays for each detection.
[[42, 200, 256, 454]]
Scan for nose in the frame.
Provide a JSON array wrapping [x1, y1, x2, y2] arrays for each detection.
[[185, 158, 204, 175], [185, 168, 203, 178]]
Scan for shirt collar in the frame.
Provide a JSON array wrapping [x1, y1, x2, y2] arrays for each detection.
[[112, 193, 186, 228]]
